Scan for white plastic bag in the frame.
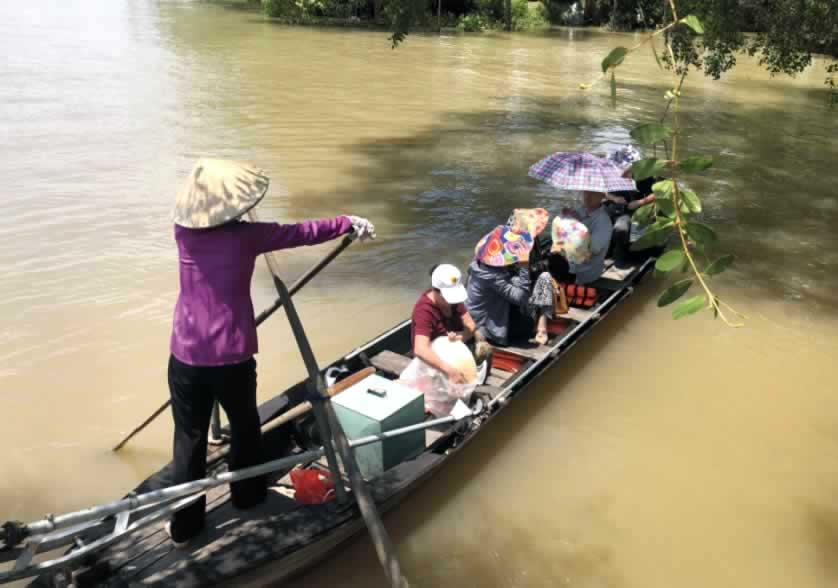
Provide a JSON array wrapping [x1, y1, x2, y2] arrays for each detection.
[[398, 338, 487, 418]]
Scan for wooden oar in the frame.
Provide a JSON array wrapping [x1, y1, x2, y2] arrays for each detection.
[[263, 366, 375, 433], [112, 232, 356, 452], [248, 210, 408, 588]]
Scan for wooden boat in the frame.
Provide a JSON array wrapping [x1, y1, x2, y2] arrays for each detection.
[[22, 257, 655, 587]]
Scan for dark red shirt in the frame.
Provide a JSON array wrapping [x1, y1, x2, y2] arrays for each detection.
[[411, 290, 466, 350]]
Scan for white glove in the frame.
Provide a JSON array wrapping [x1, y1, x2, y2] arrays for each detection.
[[347, 215, 376, 241]]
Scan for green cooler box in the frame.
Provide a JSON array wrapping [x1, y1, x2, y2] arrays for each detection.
[[331, 373, 425, 479]]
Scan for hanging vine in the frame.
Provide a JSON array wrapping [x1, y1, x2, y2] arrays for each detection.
[[585, 3, 745, 326]]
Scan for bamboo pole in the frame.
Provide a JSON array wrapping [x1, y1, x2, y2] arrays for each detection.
[[247, 210, 408, 588]]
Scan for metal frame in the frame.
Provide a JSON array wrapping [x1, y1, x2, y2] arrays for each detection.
[[0, 410, 477, 584]]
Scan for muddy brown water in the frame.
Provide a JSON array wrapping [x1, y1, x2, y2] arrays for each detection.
[[1, 2, 837, 586]]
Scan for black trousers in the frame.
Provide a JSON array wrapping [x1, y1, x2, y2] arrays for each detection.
[[167, 355, 266, 541], [610, 213, 666, 267], [507, 306, 536, 341]]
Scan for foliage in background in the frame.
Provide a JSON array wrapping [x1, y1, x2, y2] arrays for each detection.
[[660, 0, 836, 80], [382, 0, 838, 87], [263, 0, 362, 20], [512, 0, 550, 29], [261, 0, 836, 85], [539, 0, 837, 83], [457, 13, 487, 30], [420, 0, 545, 31], [825, 61, 838, 106]]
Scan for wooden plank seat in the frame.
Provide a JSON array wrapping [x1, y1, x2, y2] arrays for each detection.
[[496, 341, 551, 361], [562, 306, 596, 323], [590, 260, 639, 290], [485, 367, 513, 388], [601, 261, 637, 281], [369, 350, 411, 377]]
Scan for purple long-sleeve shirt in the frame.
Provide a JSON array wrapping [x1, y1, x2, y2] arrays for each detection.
[[170, 217, 352, 366]]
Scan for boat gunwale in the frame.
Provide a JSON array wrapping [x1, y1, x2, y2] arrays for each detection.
[[30, 257, 656, 587]]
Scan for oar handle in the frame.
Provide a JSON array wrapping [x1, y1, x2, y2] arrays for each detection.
[[258, 366, 375, 437], [255, 233, 355, 327]]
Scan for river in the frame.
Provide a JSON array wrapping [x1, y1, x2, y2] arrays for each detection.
[[1, 1, 837, 586]]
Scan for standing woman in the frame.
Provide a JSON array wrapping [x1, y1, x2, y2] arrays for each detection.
[[167, 159, 375, 545]]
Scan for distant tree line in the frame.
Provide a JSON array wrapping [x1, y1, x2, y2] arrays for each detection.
[[260, 0, 545, 31], [255, 0, 835, 86]]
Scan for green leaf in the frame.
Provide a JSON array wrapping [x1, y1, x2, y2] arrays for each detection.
[[633, 202, 655, 227], [630, 222, 673, 251], [657, 197, 676, 218], [610, 71, 617, 101], [679, 155, 713, 173], [652, 179, 675, 197], [685, 222, 718, 245], [630, 123, 673, 145], [631, 158, 666, 181], [650, 41, 663, 71], [705, 254, 735, 276], [681, 15, 704, 34], [657, 278, 693, 307], [673, 295, 707, 319], [681, 189, 702, 213], [601, 46, 629, 73], [651, 219, 675, 231], [655, 249, 686, 272]]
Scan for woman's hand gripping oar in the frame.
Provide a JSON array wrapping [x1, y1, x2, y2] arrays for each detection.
[[112, 231, 357, 452], [247, 210, 407, 588]]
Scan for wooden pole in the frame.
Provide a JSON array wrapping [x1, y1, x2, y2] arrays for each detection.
[[112, 402, 170, 452], [248, 210, 409, 588]]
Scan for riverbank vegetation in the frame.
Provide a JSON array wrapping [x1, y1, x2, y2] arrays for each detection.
[[248, 0, 836, 86], [257, 0, 549, 31]]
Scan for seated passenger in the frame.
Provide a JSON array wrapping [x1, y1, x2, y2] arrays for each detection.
[[506, 208, 557, 345], [466, 225, 536, 347], [544, 215, 591, 283], [604, 145, 659, 266], [547, 191, 613, 285], [411, 263, 477, 385]]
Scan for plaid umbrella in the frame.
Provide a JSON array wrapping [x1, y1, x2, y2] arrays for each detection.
[[528, 151, 636, 193]]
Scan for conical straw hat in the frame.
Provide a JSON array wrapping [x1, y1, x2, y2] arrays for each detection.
[[173, 159, 270, 229]]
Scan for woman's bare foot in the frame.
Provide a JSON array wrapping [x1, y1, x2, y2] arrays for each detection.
[[534, 330, 548, 345]]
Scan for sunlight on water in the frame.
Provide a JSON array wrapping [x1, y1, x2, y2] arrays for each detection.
[[1, 2, 837, 586]]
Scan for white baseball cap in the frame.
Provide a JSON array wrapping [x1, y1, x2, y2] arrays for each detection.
[[431, 264, 468, 305]]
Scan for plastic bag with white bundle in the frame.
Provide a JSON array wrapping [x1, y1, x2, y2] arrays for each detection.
[[398, 337, 488, 417]]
